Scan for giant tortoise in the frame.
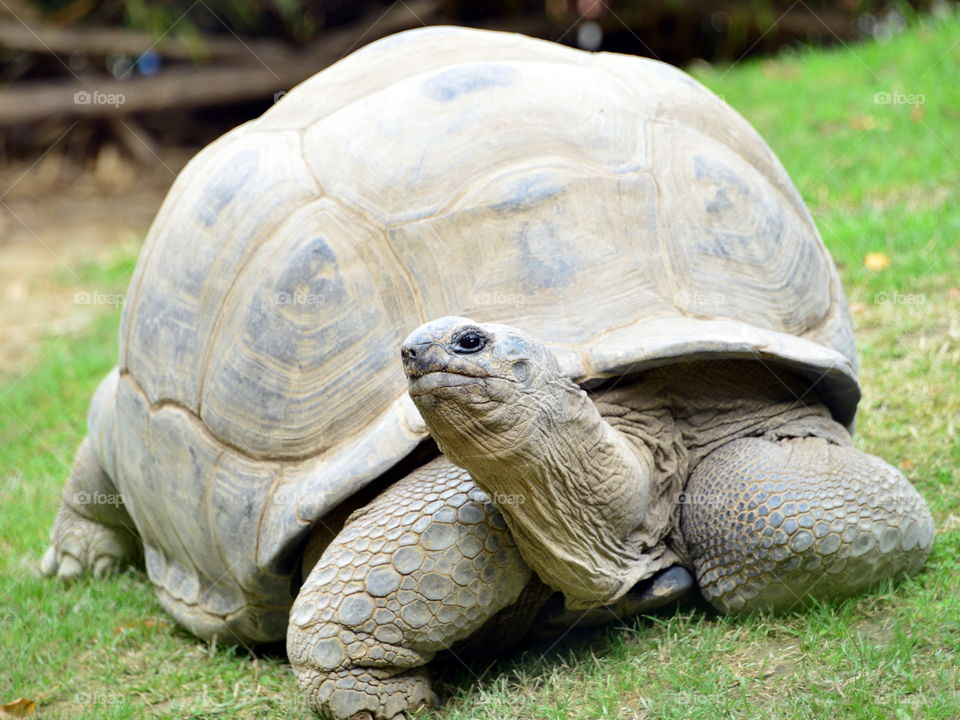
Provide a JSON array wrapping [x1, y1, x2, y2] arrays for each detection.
[[42, 25, 933, 720]]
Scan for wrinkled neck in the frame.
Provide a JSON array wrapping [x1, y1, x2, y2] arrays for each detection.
[[460, 378, 680, 608], [595, 360, 846, 467]]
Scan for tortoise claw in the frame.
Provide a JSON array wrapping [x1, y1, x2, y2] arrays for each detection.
[[42, 503, 136, 582]]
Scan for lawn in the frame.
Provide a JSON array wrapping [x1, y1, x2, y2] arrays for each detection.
[[2, 12, 958, 720]]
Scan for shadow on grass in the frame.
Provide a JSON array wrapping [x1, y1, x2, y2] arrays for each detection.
[[428, 593, 718, 708]]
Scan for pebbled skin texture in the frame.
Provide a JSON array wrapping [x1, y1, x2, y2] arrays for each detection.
[[681, 435, 935, 613], [288, 456, 531, 720], [41, 436, 139, 581]]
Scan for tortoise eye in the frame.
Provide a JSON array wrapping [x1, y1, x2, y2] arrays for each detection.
[[452, 331, 486, 354]]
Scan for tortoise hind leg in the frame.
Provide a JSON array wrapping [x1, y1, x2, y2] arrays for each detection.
[[288, 457, 535, 720], [41, 435, 140, 580], [681, 434, 934, 613]]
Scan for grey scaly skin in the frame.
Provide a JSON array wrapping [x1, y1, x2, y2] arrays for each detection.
[[682, 436, 934, 612], [287, 449, 692, 720], [287, 456, 531, 719], [401, 316, 933, 615]]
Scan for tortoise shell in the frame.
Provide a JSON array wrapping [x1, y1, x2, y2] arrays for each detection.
[[104, 25, 858, 641]]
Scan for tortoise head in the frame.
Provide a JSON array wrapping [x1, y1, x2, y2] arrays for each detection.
[[400, 316, 571, 465]]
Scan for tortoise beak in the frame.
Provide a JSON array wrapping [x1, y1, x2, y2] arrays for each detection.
[[400, 339, 439, 380], [402, 338, 482, 401], [400, 316, 475, 380]]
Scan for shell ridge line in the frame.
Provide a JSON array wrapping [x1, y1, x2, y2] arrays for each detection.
[[648, 116, 681, 304], [120, 175, 197, 370], [285, 53, 586, 142], [142, 390, 208, 608], [254, 463, 284, 580], [195, 153, 322, 415], [119, 369, 344, 464], [153, 581, 291, 617], [204, 448, 242, 595], [121, 128, 251, 369], [323, 192, 428, 326], [383, 155, 626, 230]]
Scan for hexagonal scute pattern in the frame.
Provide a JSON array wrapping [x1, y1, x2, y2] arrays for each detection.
[[288, 456, 531, 719], [681, 436, 934, 613]]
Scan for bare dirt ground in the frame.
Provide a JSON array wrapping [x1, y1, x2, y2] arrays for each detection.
[[0, 148, 192, 374]]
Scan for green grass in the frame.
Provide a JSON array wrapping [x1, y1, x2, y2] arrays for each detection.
[[2, 13, 959, 719]]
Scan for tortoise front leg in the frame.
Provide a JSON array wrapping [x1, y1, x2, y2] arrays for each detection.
[[681, 434, 934, 613], [288, 457, 533, 720]]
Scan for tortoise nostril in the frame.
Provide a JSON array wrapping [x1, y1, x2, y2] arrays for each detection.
[[405, 347, 417, 360]]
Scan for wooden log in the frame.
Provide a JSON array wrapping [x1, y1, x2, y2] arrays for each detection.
[[0, 19, 291, 63], [0, 64, 309, 125], [0, 0, 442, 126]]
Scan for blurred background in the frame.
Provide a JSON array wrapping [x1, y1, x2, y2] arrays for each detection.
[[0, 0, 954, 373]]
